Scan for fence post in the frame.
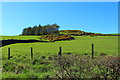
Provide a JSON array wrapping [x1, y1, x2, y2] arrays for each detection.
[[8, 47, 10, 60], [92, 44, 94, 59], [58, 47, 62, 56], [31, 47, 33, 59], [58, 47, 64, 78]]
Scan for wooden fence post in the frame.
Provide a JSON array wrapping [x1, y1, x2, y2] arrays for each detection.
[[8, 47, 10, 60], [58, 47, 62, 56], [92, 44, 94, 59], [31, 47, 33, 59], [58, 47, 64, 78]]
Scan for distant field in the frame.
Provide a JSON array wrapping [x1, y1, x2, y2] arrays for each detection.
[[0, 35, 41, 40], [1, 36, 118, 56]]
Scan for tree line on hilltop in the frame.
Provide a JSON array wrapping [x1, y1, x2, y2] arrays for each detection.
[[22, 24, 60, 35], [21, 24, 113, 36], [21, 24, 87, 36]]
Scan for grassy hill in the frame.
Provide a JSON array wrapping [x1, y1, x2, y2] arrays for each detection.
[[59, 30, 120, 36]]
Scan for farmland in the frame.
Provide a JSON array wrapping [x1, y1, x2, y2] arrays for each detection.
[[0, 36, 41, 40], [1, 35, 119, 79], [1, 36, 118, 56]]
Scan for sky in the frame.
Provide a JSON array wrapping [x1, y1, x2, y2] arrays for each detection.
[[1, 0, 120, 2], [1, 2, 118, 36]]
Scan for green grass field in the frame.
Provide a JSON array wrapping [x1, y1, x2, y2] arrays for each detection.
[[0, 35, 41, 40], [1, 35, 119, 78], [1, 36, 118, 56]]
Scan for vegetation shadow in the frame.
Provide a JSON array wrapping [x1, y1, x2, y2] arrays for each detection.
[[0, 39, 49, 47]]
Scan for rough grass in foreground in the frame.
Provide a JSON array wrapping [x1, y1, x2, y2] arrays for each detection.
[[2, 54, 120, 79]]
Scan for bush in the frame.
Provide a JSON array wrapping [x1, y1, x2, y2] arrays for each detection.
[[40, 34, 75, 42]]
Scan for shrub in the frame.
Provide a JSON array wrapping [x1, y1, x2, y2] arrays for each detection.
[[40, 34, 75, 42]]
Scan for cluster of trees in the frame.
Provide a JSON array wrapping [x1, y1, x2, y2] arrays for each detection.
[[22, 24, 60, 35], [21, 24, 113, 36]]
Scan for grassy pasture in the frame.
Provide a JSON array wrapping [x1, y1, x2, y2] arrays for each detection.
[[1, 35, 119, 78], [1, 36, 118, 56], [0, 35, 41, 40]]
